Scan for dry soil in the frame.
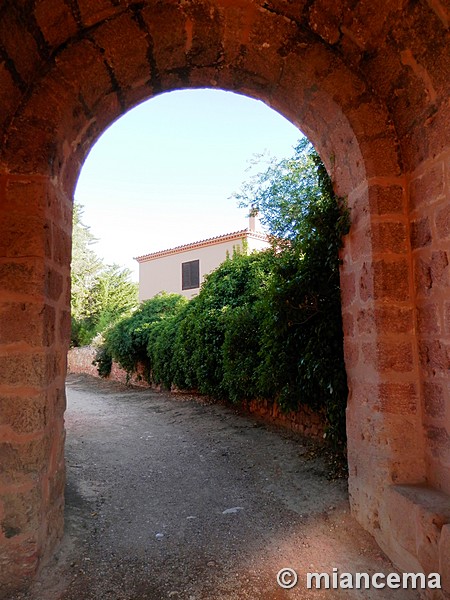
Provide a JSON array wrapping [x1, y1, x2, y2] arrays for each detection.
[[12, 374, 421, 600]]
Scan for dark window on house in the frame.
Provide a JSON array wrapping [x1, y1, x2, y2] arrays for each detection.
[[182, 259, 200, 290]]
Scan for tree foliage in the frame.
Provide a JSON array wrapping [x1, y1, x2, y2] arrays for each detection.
[[71, 204, 103, 326], [233, 138, 348, 251], [71, 204, 138, 346], [234, 138, 350, 443]]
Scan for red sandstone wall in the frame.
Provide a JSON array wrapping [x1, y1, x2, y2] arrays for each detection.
[[1, 1, 449, 594], [410, 150, 450, 495], [0, 176, 70, 596]]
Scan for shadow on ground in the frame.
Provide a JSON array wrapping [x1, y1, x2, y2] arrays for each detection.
[[13, 375, 418, 600]]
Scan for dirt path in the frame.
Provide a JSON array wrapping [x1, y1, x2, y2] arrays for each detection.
[[16, 375, 419, 600]]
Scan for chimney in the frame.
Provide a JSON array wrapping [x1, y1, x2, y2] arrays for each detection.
[[248, 206, 259, 232]]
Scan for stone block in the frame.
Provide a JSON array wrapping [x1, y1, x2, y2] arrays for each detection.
[[426, 426, 450, 461], [416, 500, 450, 575], [51, 224, 72, 268], [47, 465, 66, 509], [359, 136, 402, 178], [0, 536, 39, 598], [308, 0, 343, 45], [342, 338, 360, 369], [424, 381, 446, 419], [59, 310, 71, 345], [431, 251, 449, 288], [44, 501, 64, 551], [371, 221, 408, 254], [0, 435, 51, 486], [376, 382, 418, 416], [415, 256, 433, 295], [45, 268, 63, 302], [445, 301, 450, 335], [357, 305, 413, 335], [0, 352, 49, 388], [410, 161, 445, 211], [0, 392, 49, 434], [411, 217, 432, 249], [0, 260, 46, 299], [1, 487, 42, 539], [339, 271, 357, 306], [419, 340, 450, 375], [362, 339, 413, 373], [55, 40, 112, 113], [0, 302, 55, 347], [0, 9, 40, 84], [34, 0, 78, 49], [2, 177, 67, 227], [436, 205, 450, 241], [142, 3, 190, 72], [341, 311, 354, 336], [76, 0, 119, 27], [0, 64, 22, 134], [382, 485, 450, 576], [417, 303, 440, 335], [360, 259, 410, 302], [382, 485, 418, 559], [368, 184, 405, 215], [93, 13, 150, 91], [350, 226, 373, 258]]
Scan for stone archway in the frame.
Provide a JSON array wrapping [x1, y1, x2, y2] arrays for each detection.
[[0, 1, 449, 595]]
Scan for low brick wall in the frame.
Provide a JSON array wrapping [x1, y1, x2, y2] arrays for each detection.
[[68, 346, 150, 387], [243, 398, 326, 438], [67, 346, 98, 377], [67, 347, 326, 438]]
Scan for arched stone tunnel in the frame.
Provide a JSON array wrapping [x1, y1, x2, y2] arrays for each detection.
[[0, 0, 449, 595]]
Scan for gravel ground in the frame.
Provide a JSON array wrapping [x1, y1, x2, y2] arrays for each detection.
[[13, 374, 420, 600]]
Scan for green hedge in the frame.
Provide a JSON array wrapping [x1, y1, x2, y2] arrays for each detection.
[[96, 293, 188, 382], [96, 241, 348, 446]]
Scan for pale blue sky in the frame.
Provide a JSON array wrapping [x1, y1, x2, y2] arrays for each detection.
[[75, 89, 301, 279]]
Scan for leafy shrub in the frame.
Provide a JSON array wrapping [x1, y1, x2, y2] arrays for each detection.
[[93, 345, 113, 378], [147, 315, 180, 389], [222, 304, 264, 402], [187, 250, 273, 398], [104, 293, 188, 380], [237, 140, 350, 444], [169, 298, 203, 391]]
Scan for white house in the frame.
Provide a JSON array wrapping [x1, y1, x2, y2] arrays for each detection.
[[135, 216, 270, 301]]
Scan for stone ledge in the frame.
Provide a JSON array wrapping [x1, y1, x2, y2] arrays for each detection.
[[381, 484, 450, 593]]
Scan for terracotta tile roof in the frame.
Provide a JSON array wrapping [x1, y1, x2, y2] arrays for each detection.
[[134, 228, 269, 263]]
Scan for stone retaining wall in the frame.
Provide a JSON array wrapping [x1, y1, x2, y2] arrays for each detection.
[[67, 347, 326, 439], [68, 346, 150, 388]]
